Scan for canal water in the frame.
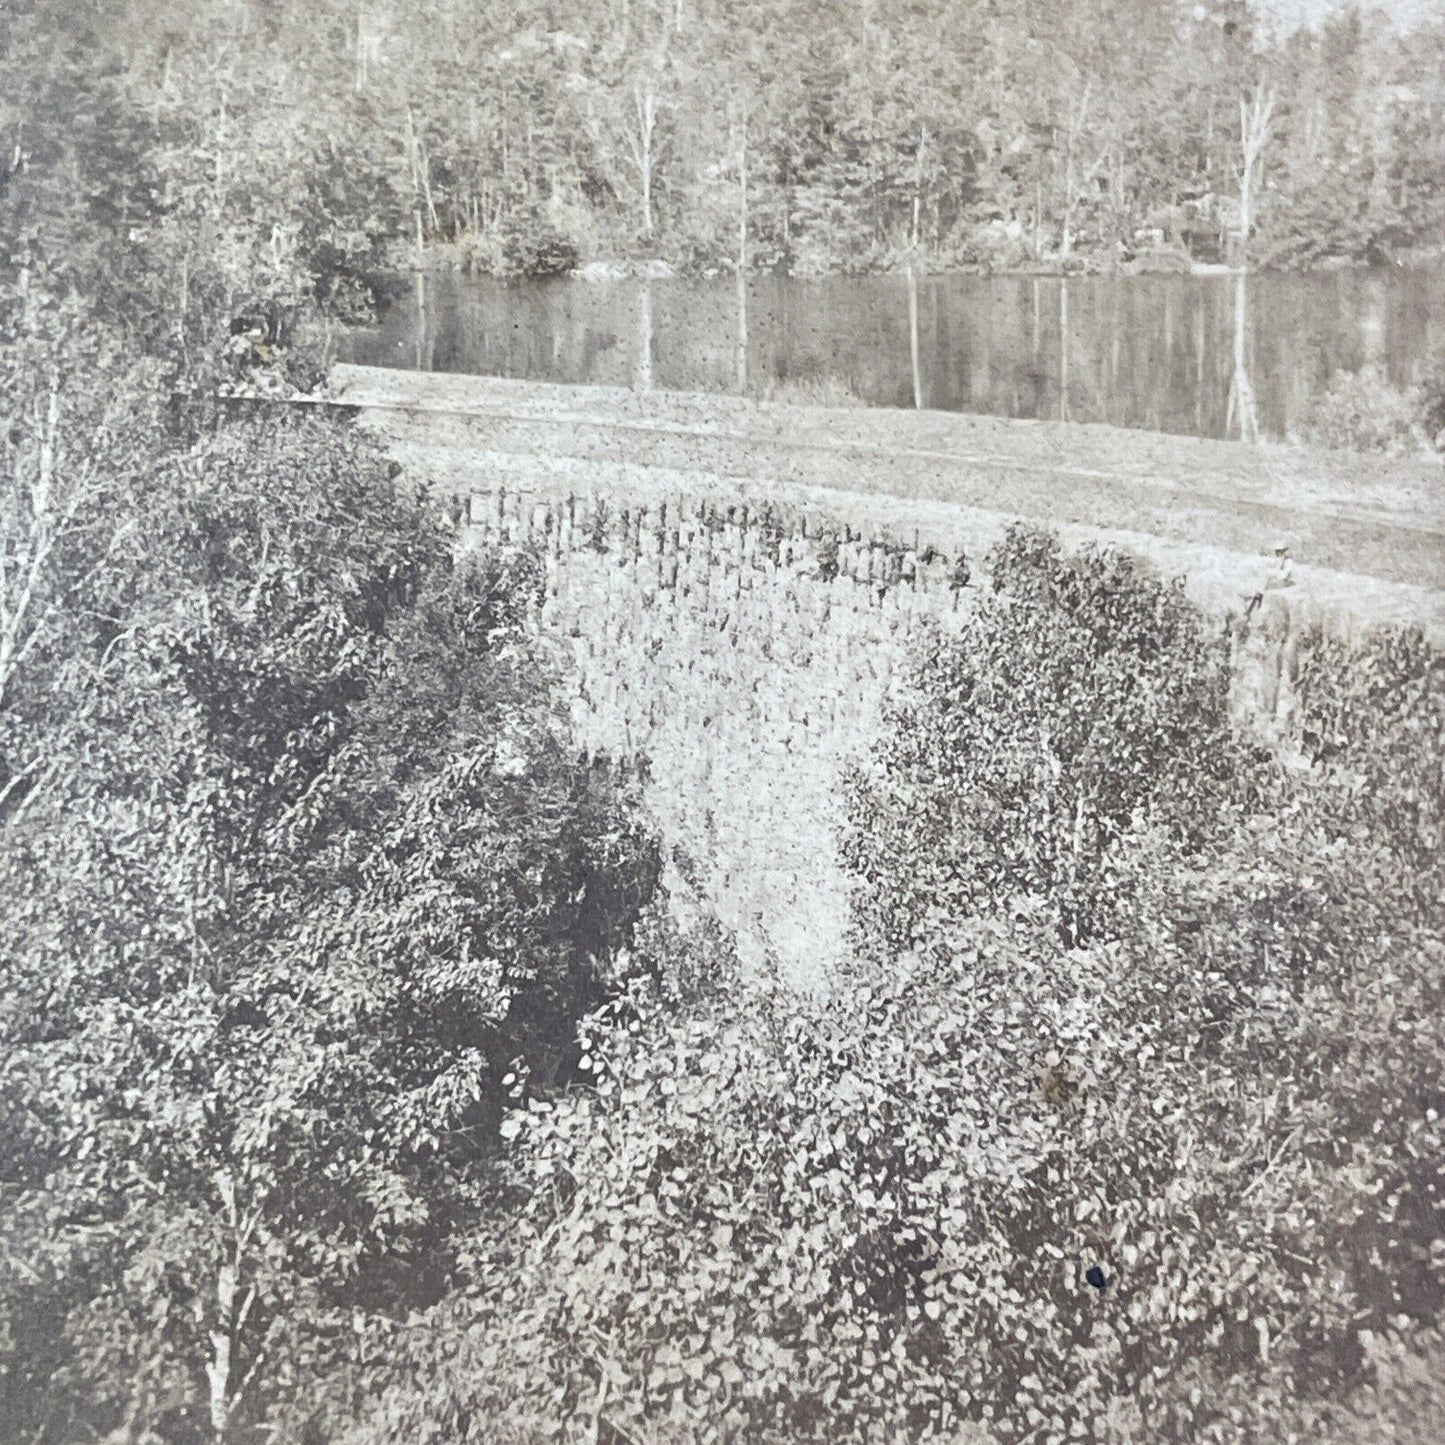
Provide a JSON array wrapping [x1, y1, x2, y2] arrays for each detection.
[[340, 263, 1445, 443]]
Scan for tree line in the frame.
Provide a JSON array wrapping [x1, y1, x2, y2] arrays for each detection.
[[4, 4, 1445, 1439], [3, 0, 1444, 334]]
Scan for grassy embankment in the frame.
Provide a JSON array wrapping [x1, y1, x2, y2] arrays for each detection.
[[327, 365, 1445, 985]]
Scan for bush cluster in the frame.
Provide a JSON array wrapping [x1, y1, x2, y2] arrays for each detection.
[[1296, 364, 1437, 456], [499, 213, 583, 280], [331, 526, 1444, 1444], [5, 289, 1441, 1440], [844, 529, 1261, 953], [0, 336, 660, 1443]]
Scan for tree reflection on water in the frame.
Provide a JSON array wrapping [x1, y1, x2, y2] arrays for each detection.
[[358, 264, 1445, 442]]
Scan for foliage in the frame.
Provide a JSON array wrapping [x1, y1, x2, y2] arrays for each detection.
[[1296, 364, 1434, 456], [1300, 1328, 1445, 1443], [1258, 9, 1445, 267], [1289, 620, 1445, 913], [0, 0, 407, 388], [304, 525, 1445, 1445], [500, 213, 583, 280], [844, 527, 1262, 951], [296, 136, 410, 320], [4, 0, 1445, 1426], [0, 333, 659, 1442], [4, 0, 1443, 293]]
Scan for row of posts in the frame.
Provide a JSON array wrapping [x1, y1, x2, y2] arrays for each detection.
[[455, 488, 971, 602]]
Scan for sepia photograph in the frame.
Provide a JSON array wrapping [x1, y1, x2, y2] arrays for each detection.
[[2, 0, 1444, 1440]]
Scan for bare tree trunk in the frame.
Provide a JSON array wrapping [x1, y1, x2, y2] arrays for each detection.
[[419, 143, 439, 235], [204, 1174, 261, 1444], [206, 1258, 237, 1442], [0, 379, 67, 711], [1061, 85, 1086, 261], [1060, 83, 1101, 264], [910, 126, 928, 251], [1238, 81, 1275, 269], [1108, 147, 1126, 272], [1205, 97, 1215, 191], [213, 98, 227, 199], [404, 105, 417, 187], [629, 85, 659, 237], [354, 6, 366, 94]]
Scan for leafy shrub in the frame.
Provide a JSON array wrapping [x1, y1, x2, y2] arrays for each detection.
[[7, 295, 1442, 1445], [501, 211, 582, 279], [844, 526, 1265, 952], [659, 203, 737, 278], [1296, 364, 1432, 456], [332, 527, 1445, 1445], [296, 138, 408, 322], [347, 847, 1442, 1442], [455, 227, 507, 276], [949, 215, 1035, 272], [828, 526, 1445, 1435], [1290, 622, 1445, 913], [0, 362, 659, 1441], [1303, 1328, 1445, 1443]]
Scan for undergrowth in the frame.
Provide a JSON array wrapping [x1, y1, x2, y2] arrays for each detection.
[[336, 526, 1444, 1445]]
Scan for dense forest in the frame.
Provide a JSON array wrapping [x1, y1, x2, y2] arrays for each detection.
[[5, 362, 1444, 1440], [3, 0, 1444, 321], [4, 2, 1445, 1442]]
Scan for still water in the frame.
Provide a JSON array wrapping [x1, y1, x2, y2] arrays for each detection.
[[340, 264, 1445, 442]]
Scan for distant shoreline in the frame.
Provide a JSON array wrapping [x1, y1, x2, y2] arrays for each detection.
[[405, 244, 1445, 286]]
